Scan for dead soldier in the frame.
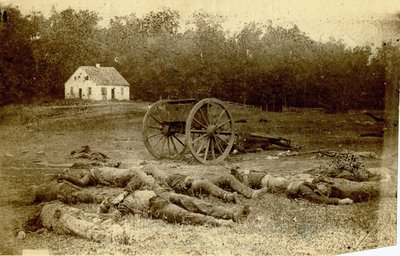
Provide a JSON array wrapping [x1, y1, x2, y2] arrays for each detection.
[[29, 167, 142, 204], [70, 145, 121, 168], [21, 171, 250, 244], [140, 164, 270, 201], [230, 154, 384, 205], [233, 132, 293, 153], [31, 180, 100, 204], [21, 201, 129, 244], [100, 167, 251, 225], [164, 173, 268, 202], [56, 164, 268, 203], [31, 165, 162, 204], [54, 167, 139, 187], [21, 194, 245, 245]]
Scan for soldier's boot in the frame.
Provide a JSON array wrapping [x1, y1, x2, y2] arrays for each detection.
[[224, 192, 239, 204], [51, 171, 68, 182], [251, 187, 269, 199], [232, 205, 251, 223], [99, 197, 112, 213], [110, 191, 129, 205], [211, 219, 234, 227]]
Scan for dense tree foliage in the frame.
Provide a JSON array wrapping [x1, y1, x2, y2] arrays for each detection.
[[0, 6, 397, 111], [0, 8, 36, 105]]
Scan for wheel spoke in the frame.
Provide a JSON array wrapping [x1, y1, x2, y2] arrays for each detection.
[[192, 133, 208, 144], [172, 134, 185, 146], [215, 119, 231, 130], [147, 125, 163, 130], [170, 136, 179, 154], [152, 135, 165, 149], [216, 135, 229, 146], [159, 136, 167, 156], [167, 136, 171, 155], [148, 132, 163, 139], [149, 115, 162, 125], [199, 107, 209, 125], [203, 139, 210, 161], [193, 117, 208, 129], [214, 137, 224, 154], [211, 138, 216, 159], [196, 140, 207, 154], [214, 109, 226, 125], [190, 129, 207, 134]]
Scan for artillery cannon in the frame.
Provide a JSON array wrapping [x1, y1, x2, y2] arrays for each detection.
[[142, 98, 292, 164], [142, 98, 236, 164]]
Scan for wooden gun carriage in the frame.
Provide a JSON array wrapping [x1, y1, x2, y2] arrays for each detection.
[[142, 98, 291, 164]]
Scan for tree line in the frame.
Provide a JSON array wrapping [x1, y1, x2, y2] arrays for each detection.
[[0, 6, 398, 111]]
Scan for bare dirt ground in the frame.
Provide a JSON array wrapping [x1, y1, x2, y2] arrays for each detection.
[[0, 101, 397, 255]]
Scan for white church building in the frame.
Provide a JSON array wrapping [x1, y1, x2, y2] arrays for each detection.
[[65, 64, 130, 101]]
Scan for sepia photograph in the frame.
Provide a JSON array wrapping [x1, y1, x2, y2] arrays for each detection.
[[0, 0, 398, 255]]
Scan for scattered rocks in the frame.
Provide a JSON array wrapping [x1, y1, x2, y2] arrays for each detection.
[[16, 230, 26, 240]]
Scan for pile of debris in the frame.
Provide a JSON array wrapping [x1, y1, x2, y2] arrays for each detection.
[[309, 153, 376, 182], [70, 145, 120, 168]]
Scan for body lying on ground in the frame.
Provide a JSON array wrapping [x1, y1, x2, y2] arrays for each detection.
[[54, 167, 136, 187], [32, 167, 151, 204], [23, 201, 130, 244], [23, 192, 247, 245], [233, 132, 292, 153], [31, 180, 100, 204], [70, 145, 121, 168], [100, 167, 251, 225], [163, 172, 268, 202], [23, 169, 251, 243], [230, 154, 388, 205], [55, 165, 268, 203]]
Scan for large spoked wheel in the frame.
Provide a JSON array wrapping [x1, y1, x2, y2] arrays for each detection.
[[142, 100, 187, 159], [185, 98, 236, 164]]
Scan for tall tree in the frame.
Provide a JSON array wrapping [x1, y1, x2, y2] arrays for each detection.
[[37, 8, 102, 98], [0, 7, 36, 105]]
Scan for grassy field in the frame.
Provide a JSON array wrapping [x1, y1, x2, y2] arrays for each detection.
[[0, 100, 397, 255]]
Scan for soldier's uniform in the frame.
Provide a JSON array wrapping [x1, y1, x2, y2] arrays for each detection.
[[56, 167, 151, 187], [103, 168, 250, 225], [231, 167, 381, 205], [57, 164, 267, 203], [165, 173, 267, 203], [24, 201, 130, 243], [25, 167, 251, 243], [27, 197, 243, 245], [32, 181, 98, 204]]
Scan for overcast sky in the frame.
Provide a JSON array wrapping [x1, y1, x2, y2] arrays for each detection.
[[3, 0, 400, 48]]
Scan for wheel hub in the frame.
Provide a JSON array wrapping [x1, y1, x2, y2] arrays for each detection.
[[206, 125, 217, 136], [162, 126, 170, 135]]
